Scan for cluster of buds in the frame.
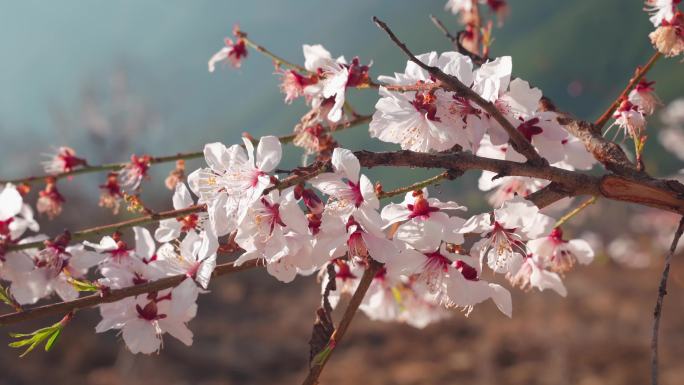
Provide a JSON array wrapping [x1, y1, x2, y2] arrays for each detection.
[[164, 160, 186, 190], [36, 177, 65, 219], [647, 1, 684, 57], [99, 172, 123, 214], [119, 154, 152, 191]]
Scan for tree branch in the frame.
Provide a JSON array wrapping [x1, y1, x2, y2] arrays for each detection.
[[302, 261, 381, 385], [0, 259, 260, 327], [650, 216, 684, 385], [594, 52, 662, 131], [372, 16, 547, 167]]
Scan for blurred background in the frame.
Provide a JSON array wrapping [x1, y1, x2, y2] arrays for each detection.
[[1, 0, 684, 384]]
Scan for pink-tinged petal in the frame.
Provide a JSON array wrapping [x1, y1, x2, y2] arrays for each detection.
[[159, 319, 194, 346], [154, 220, 182, 243], [172, 183, 194, 210], [170, 278, 200, 319], [473, 56, 512, 102], [527, 237, 555, 258], [233, 248, 260, 266], [122, 318, 160, 354], [488, 283, 513, 317], [522, 213, 554, 240], [53, 277, 79, 302], [380, 203, 411, 227], [266, 258, 298, 283], [310, 173, 349, 197], [242, 137, 256, 167], [478, 171, 504, 191], [203, 142, 229, 172], [133, 227, 156, 260], [303, 44, 333, 72], [208, 47, 230, 73], [208, 194, 233, 236], [386, 246, 426, 278], [11, 269, 50, 305], [3, 251, 35, 273], [255, 136, 282, 172], [359, 174, 379, 209], [502, 78, 542, 117], [433, 214, 466, 245], [459, 213, 491, 234], [437, 51, 474, 86], [568, 239, 595, 265], [354, 206, 385, 237], [529, 263, 567, 297], [331, 148, 360, 183], [84, 236, 118, 252], [430, 198, 466, 211], [362, 233, 398, 263], [0, 185, 23, 221], [280, 189, 309, 234], [68, 245, 104, 271], [395, 220, 442, 252]]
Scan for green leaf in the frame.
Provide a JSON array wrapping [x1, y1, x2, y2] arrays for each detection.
[[44, 329, 61, 352], [9, 319, 66, 357], [68, 278, 100, 292]]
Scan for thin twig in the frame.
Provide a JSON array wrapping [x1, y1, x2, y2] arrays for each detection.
[[6, 204, 207, 252], [553, 196, 597, 228], [650, 216, 684, 385], [372, 16, 546, 166], [0, 259, 260, 327], [378, 170, 459, 199], [302, 261, 381, 385], [429, 14, 458, 44], [238, 35, 309, 73], [594, 52, 661, 130]]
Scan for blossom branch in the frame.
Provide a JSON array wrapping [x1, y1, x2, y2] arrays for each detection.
[[1, 114, 372, 186], [5, 204, 207, 253], [353, 149, 684, 214], [372, 16, 547, 166], [0, 259, 260, 327], [237, 32, 309, 73], [594, 52, 662, 130], [302, 261, 381, 385], [650, 216, 684, 385]]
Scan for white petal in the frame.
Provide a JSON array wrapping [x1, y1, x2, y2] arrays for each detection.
[[255, 136, 282, 172], [0, 185, 23, 221], [122, 319, 160, 354], [133, 227, 156, 260], [331, 148, 360, 183]]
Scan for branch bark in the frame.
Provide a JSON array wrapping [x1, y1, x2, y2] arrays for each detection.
[[302, 261, 381, 385], [650, 216, 684, 385]]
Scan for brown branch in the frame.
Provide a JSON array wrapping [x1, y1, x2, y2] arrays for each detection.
[[651, 216, 684, 385], [302, 261, 381, 385], [595, 52, 662, 130], [0, 259, 260, 327], [372, 16, 546, 167], [353, 150, 684, 215]]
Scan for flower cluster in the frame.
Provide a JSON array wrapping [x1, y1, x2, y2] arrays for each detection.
[[647, 0, 684, 57]]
